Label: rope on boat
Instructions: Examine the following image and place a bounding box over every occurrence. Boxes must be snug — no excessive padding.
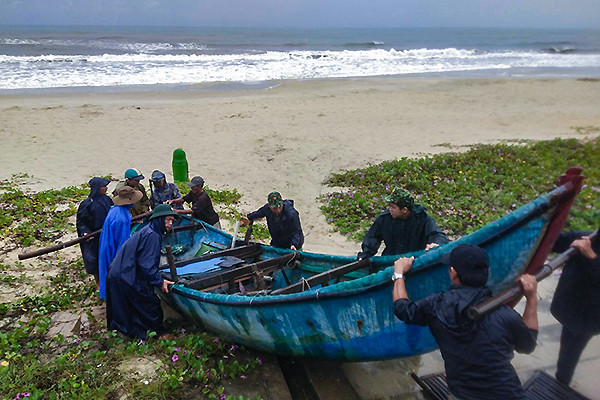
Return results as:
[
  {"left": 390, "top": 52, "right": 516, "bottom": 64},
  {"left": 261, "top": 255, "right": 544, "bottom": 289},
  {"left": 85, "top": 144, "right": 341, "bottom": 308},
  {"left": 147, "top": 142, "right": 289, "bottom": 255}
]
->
[{"left": 300, "top": 277, "right": 311, "bottom": 292}]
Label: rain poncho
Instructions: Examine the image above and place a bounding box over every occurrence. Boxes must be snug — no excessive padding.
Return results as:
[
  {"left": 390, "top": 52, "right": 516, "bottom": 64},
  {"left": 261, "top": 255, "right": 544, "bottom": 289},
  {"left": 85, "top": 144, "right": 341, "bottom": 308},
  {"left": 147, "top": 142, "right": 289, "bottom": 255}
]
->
[
  {"left": 98, "top": 204, "right": 133, "bottom": 299},
  {"left": 551, "top": 229, "right": 600, "bottom": 384},
  {"left": 106, "top": 217, "right": 167, "bottom": 339},
  {"left": 76, "top": 177, "right": 113, "bottom": 275}
]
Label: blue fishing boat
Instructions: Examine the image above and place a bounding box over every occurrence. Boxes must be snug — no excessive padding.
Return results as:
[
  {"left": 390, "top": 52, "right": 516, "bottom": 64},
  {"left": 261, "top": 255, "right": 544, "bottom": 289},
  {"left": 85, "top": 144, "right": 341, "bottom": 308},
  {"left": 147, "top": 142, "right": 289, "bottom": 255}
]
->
[{"left": 156, "top": 168, "right": 583, "bottom": 361}]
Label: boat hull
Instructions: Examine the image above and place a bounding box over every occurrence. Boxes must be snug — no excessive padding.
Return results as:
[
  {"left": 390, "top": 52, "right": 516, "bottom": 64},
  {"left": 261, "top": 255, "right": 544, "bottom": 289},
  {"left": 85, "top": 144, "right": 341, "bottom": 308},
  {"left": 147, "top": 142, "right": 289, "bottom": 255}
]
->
[{"left": 157, "top": 169, "right": 583, "bottom": 361}]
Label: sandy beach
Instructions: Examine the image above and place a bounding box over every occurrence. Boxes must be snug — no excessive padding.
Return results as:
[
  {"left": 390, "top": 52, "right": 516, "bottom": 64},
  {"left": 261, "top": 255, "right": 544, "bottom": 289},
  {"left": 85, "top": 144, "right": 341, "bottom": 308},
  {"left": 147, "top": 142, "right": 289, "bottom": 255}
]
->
[
  {"left": 1, "top": 77, "right": 600, "bottom": 399},
  {"left": 2, "top": 77, "right": 599, "bottom": 256}
]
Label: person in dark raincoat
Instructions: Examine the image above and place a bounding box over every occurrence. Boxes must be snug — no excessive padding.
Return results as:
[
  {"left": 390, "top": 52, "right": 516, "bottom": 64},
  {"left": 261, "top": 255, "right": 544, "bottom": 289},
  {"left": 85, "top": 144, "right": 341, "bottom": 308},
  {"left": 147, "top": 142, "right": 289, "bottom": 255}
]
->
[
  {"left": 551, "top": 227, "right": 600, "bottom": 385},
  {"left": 149, "top": 170, "right": 183, "bottom": 210},
  {"left": 106, "top": 204, "right": 177, "bottom": 339},
  {"left": 76, "top": 177, "right": 113, "bottom": 290},
  {"left": 242, "top": 191, "right": 304, "bottom": 250},
  {"left": 98, "top": 186, "right": 142, "bottom": 300},
  {"left": 358, "top": 187, "right": 447, "bottom": 260},
  {"left": 393, "top": 245, "right": 539, "bottom": 400}
]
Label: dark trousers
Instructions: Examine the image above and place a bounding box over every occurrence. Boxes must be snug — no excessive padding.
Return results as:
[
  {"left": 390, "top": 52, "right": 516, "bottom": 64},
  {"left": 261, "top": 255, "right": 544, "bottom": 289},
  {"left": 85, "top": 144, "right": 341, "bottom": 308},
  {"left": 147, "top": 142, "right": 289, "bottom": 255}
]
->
[{"left": 555, "top": 326, "right": 593, "bottom": 385}]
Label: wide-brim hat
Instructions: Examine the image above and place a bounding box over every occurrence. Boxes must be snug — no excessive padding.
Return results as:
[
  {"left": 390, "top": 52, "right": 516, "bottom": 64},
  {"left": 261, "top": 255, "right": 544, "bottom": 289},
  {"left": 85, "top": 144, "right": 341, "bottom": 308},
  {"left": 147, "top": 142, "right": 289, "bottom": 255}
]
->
[
  {"left": 113, "top": 185, "right": 143, "bottom": 206},
  {"left": 150, "top": 204, "right": 179, "bottom": 220}
]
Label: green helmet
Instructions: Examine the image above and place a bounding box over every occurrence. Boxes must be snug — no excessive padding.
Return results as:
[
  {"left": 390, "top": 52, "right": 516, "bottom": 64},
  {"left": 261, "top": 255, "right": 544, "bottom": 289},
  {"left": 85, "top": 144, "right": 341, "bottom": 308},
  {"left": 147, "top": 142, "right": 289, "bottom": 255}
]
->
[
  {"left": 150, "top": 204, "right": 178, "bottom": 220},
  {"left": 124, "top": 168, "right": 144, "bottom": 180}
]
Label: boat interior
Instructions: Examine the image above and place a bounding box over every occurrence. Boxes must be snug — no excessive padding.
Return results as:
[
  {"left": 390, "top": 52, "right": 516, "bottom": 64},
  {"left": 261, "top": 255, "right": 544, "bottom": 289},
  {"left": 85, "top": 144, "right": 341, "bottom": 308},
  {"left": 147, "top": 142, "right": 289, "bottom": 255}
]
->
[{"left": 159, "top": 241, "right": 374, "bottom": 296}]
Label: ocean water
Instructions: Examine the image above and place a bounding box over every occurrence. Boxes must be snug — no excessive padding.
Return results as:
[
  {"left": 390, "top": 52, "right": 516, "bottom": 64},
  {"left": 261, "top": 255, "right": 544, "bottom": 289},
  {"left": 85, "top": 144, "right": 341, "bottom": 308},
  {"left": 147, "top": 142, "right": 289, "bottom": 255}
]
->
[{"left": 1, "top": 26, "right": 599, "bottom": 92}]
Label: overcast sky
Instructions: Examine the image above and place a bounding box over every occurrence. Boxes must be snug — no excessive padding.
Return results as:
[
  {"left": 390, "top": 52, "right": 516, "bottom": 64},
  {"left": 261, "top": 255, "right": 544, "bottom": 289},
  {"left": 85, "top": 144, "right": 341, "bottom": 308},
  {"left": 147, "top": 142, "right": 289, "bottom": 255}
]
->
[{"left": 1, "top": 0, "right": 599, "bottom": 29}]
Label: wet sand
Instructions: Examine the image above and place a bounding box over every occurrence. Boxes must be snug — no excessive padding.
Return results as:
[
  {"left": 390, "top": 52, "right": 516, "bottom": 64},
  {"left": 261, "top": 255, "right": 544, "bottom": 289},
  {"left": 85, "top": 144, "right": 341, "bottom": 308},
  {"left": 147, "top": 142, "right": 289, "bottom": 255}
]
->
[{"left": 1, "top": 77, "right": 599, "bottom": 398}]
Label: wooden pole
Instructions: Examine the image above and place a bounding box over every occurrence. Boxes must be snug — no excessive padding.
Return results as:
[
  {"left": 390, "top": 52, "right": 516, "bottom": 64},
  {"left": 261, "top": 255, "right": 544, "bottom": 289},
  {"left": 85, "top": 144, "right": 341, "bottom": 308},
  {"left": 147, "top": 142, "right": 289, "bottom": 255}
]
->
[
  {"left": 243, "top": 220, "right": 254, "bottom": 244},
  {"left": 17, "top": 210, "right": 153, "bottom": 260},
  {"left": 166, "top": 245, "right": 178, "bottom": 281},
  {"left": 468, "top": 229, "right": 598, "bottom": 320}
]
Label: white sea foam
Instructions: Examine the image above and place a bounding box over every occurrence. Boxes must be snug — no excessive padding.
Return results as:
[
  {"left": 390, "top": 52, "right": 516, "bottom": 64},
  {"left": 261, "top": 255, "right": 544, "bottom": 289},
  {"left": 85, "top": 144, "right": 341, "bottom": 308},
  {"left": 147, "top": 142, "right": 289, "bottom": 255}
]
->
[{"left": 1, "top": 48, "right": 599, "bottom": 90}]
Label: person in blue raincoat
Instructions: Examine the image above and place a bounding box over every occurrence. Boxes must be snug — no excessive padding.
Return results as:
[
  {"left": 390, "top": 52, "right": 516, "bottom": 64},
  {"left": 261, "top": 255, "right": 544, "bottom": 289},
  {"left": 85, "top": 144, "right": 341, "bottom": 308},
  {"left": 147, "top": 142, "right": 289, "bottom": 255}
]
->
[
  {"left": 98, "top": 185, "right": 142, "bottom": 300},
  {"left": 76, "top": 177, "right": 113, "bottom": 290},
  {"left": 106, "top": 204, "right": 177, "bottom": 339}
]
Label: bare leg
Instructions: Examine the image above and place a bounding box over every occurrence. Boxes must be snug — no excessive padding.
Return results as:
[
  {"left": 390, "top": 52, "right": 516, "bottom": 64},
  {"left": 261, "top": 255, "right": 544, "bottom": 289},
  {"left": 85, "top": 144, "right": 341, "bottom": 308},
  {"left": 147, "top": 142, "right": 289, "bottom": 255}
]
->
[{"left": 93, "top": 274, "right": 100, "bottom": 291}]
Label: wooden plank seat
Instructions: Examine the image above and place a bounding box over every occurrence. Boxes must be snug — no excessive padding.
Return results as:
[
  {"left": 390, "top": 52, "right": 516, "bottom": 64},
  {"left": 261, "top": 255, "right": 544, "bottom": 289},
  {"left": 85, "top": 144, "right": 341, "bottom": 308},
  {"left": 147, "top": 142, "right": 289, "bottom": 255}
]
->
[
  {"left": 183, "top": 252, "right": 300, "bottom": 292},
  {"left": 270, "top": 258, "right": 371, "bottom": 295}
]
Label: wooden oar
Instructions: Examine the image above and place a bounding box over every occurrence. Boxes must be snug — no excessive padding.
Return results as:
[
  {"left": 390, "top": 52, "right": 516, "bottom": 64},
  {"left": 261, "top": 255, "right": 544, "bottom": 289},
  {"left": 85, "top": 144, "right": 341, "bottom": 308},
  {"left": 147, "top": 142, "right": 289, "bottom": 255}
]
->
[
  {"left": 468, "top": 229, "right": 598, "bottom": 320},
  {"left": 17, "top": 206, "right": 191, "bottom": 260}
]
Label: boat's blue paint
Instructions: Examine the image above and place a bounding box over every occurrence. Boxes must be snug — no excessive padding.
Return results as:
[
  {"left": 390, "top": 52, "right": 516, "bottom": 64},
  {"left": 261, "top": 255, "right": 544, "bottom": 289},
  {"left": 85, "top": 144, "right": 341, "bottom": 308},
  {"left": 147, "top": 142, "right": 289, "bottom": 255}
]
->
[{"left": 157, "top": 189, "right": 558, "bottom": 360}]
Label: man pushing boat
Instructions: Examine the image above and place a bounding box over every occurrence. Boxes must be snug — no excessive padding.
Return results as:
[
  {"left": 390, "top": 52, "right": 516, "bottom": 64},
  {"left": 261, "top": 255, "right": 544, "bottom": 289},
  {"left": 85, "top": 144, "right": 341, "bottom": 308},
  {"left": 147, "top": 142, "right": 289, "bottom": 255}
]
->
[
  {"left": 358, "top": 187, "right": 448, "bottom": 260},
  {"left": 393, "top": 244, "right": 539, "bottom": 400},
  {"left": 241, "top": 191, "right": 304, "bottom": 250}
]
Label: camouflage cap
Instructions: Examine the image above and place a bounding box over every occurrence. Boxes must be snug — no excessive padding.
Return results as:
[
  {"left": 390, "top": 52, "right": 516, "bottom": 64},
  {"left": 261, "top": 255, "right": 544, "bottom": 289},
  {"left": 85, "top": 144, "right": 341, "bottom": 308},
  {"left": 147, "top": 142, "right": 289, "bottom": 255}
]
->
[
  {"left": 385, "top": 187, "right": 414, "bottom": 208},
  {"left": 267, "top": 191, "right": 283, "bottom": 208}
]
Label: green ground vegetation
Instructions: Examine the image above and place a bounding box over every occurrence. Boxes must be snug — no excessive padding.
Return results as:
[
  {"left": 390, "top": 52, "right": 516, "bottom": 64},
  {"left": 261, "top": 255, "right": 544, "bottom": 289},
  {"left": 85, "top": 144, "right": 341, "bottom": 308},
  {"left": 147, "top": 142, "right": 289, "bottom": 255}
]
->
[
  {"left": 0, "top": 177, "right": 268, "bottom": 399},
  {"left": 1, "top": 136, "right": 598, "bottom": 398},
  {"left": 320, "top": 136, "right": 600, "bottom": 241},
  {"left": 0, "top": 258, "right": 263, "bottom": 399}
]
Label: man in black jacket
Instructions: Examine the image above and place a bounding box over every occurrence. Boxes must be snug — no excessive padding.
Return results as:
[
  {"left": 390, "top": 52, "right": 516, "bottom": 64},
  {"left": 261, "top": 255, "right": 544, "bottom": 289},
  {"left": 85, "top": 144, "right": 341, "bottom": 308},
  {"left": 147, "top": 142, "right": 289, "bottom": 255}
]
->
[
  {"left": 551, "top": 228, "right": 600, "bottom": 385},
  {"left": 393, "top": 244, "right": 539, "bottom": 400},
  {"left": 242, "top": 191, "right": 304, "bottom": 250},
  {"left": 358, "top": 187, "right": 447, "bottom": 260}
]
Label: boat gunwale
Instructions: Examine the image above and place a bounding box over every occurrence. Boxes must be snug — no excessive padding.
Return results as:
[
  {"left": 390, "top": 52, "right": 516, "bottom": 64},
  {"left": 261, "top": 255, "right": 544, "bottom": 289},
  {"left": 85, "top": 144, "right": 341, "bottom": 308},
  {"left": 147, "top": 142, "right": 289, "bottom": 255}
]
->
[
  {"left": 168, "top": 181, "right": 576, "bottom": 307},
  {"left": 171, "top": 189, "right": 562, "bottom": 307}
]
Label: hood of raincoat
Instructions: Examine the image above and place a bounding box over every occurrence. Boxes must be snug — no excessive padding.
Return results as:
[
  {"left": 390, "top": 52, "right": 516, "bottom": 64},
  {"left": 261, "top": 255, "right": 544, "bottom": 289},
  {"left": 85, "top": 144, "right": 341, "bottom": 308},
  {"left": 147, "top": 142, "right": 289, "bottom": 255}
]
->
[
  {"left": 149, "top": 215, "right": 169, "bottom": 235},
  {"left": 434, "top": 285, "right": 492, "bottom": 341},
  {"left": 88, "top": 177, "right": 111, "bottom": 199}
]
